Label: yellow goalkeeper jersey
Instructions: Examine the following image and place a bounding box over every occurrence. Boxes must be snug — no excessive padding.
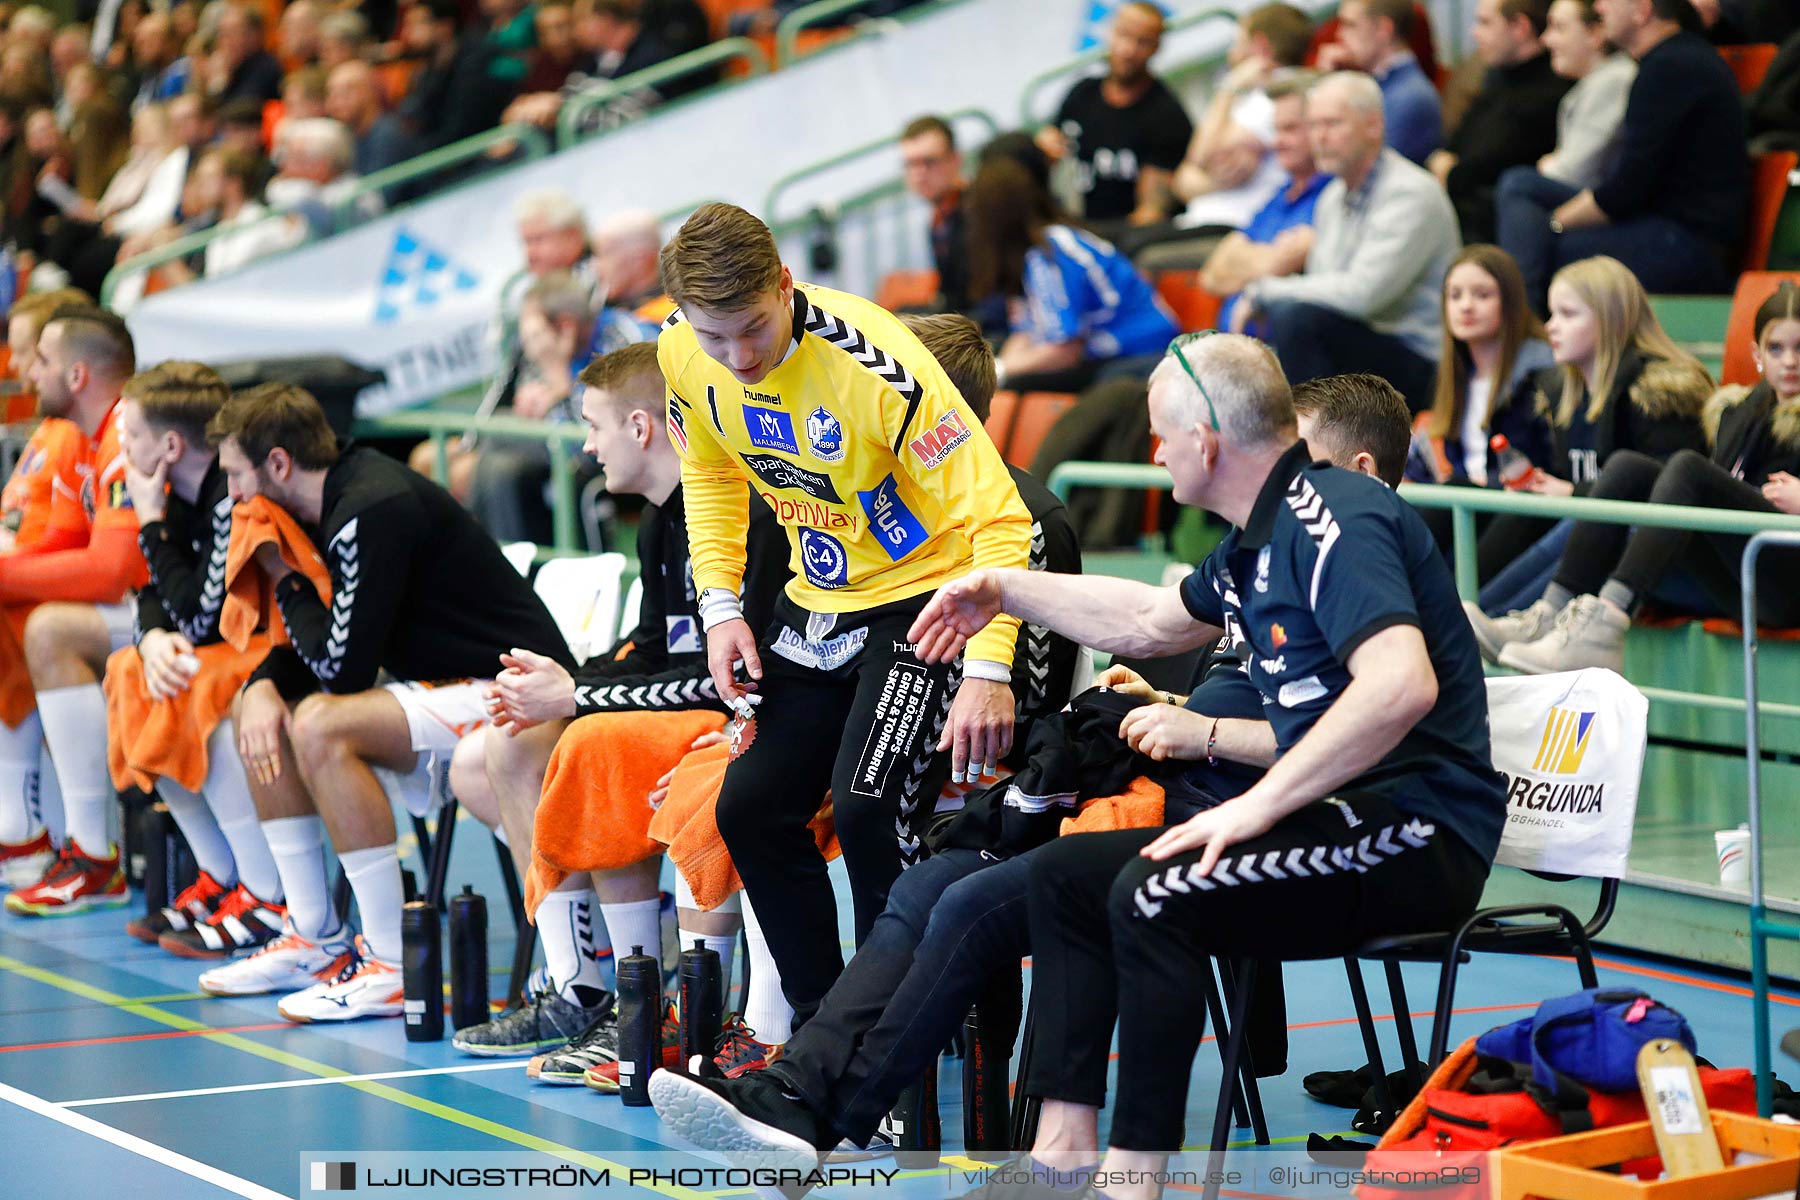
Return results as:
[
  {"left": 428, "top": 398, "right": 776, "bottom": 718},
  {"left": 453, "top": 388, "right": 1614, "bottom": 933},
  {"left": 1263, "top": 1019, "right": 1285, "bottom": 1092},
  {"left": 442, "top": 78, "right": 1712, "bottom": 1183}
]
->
[{"left": 659, "top": 282, "right": 1032, "bottom": 668}]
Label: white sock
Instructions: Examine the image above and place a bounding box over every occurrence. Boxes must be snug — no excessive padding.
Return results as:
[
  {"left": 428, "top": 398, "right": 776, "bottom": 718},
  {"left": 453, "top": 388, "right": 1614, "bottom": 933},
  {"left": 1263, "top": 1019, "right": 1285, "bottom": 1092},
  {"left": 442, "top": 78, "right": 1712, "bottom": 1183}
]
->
[
  {"left": 37, "top": 685, "right": 111, "bottom": 854},
  {"left": 0, "top": 713, "right": 42, "bottom": 843},
  {"left": 205, "top": 722, "right": 282, "bottom": 901},
  {"left": 600, "top": 898, "right": 664, "bottom": 987},
  {"left": 153, "top": 778, "right": 235, "bottom": 885},
  {"left": 263, "top": 815, "right": 335, "bottom": 940},
  {"left": 535, "top": 885, "right": 606, "bottom": 1006},
  {"left": 37, "top": 748, "right": 63, "bottom": 845},
  {"left": 740, "top": 894, "right": 792, "bottom": 1045},
  {"left": 338, "top": 844, "right": 404, "bottom": 964}
]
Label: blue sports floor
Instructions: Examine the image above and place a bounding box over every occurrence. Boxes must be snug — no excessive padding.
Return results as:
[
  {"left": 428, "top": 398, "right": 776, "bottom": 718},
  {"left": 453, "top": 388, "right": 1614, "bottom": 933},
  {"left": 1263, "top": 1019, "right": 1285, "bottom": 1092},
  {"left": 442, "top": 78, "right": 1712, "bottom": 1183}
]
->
[{"left": 2, "top": 806, "right": 1796, "bottom": 1200}]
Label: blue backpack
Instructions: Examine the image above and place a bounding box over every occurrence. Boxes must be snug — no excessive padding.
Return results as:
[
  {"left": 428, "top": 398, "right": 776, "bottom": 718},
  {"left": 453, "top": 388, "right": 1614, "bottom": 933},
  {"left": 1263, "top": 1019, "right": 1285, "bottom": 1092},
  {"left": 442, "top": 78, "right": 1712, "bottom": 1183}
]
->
[{"left": 1476, "top": 988, "right": 1696, "bottom": 1131}]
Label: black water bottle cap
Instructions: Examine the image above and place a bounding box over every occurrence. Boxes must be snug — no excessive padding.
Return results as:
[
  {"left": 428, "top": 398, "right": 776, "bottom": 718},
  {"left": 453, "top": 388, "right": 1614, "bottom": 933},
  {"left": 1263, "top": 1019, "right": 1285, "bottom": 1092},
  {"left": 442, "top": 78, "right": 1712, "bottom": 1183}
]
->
[
  {"left": 692, "top": 938, "right": 707, "bottom": 951},
  {"left": 632, "top": 944, "right": 644, "bottom": 955},
  {"left": 462, "top": 884, "right": 474, "bottom": 895}
]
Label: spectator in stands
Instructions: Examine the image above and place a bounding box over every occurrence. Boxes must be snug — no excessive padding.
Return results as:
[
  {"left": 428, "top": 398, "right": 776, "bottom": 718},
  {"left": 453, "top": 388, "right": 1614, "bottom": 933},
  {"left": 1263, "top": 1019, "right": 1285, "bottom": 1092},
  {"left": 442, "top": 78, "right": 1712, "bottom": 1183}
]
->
[
  {"left": 1470, "top": 253, "right": 1709, "bottom": 618},
  {"left": 281, "top": 66, "right": 330, "bottom": 126},
  {"left": 59, "top": 62, "right": 131, "bottom": 206},
  {"left": 130, "top": 11, "right": 192, "bottom": 111},
  {"left": 1411, "top": 245, "right": 1554, "bottom": 486},
  {"left": 163, "top": 146, "right": 303, "bottom": 283},
  {"left": 897, "top": 114, "right": 971, "bottom": 315},
  {"left": 278, "top": 0, "right": 324, "bottom": 71},
  {"left": 1691, "top": 0, "right": 1800, "bottom": 46},
  {"left": 1238, "top": 71, "right": 1458, "bottom": 412},
  {"left": 1746, "top": 29, "right": 1800, "bottom": 154},
  {"left": 522, "top": 0, "right": 582, "bottom": 94},
  {"left": 217, "top": 97, "right": 278, "bottom": 191},
  {"left": 206, "top": 3, "right": 284, "bottom": 104},
  {"left": 396, "top": 0, "right": 513, "bottom": 158},
  {"left": 1496, "top": 0, "right": 1748, "bottom": 310},
  {"left": 502, "top": 0, "right": 681, "bottom": 138},
  {"left": 7, "top": 6, "right": 55, "bottom": 58},
  {"left": 1122, "top": 3, "right": 1315, "bottom": 268},
  {"left": 1322, "top": 0, "right": 1442, "bottom": 163},
  {"left": 1429, "top": 0, "right": 1569, "bottom": 243},
  {"left": 1198, "top": 75, "right": 1328, "bottom": 333},
  {"left": 0, "top": 41, "right": 53, "bottom": 110},
  {"left": 1035, "top": 1, "right": 1194, "bottom": 229},
  {"left": 1474, "top": 280, "right": 1800, "bottom": 674},
  {"left": 965, "top": 156, "right": 1178, "bottom": 393},
  {"left": 44, "top": 101, "right": 188, "bottom": 295},
  {"left": 266, "top": 117, "right": 376, "bottom": 235},
  {"left": 496, "top": 188, "right": 594, "bottom": 403},
  {"left": 591, "top": 208, "right": 668, "bottom": 315},
  {"left": 317, "top": 11, "right": 372, "bottom": 70},
  {"left": 1534, "top": 0, "right": 1635, "bottom": 190},
  {"left": 48, "top": 25, "right": 91, "bottom": 126},
  {"left": 325, "top": 60, "right": 410, "bottom": 178}
]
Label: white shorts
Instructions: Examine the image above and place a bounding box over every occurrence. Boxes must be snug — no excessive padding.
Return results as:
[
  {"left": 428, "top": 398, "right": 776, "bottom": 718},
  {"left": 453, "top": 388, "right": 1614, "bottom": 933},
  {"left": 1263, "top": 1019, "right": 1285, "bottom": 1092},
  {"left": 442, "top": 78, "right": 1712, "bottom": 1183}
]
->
[
  {"left": 375, "top": 679, "right": 493, "bottom": 818},
  {"left": 100, "top": 602, "right": 135, "bottom": 652}
]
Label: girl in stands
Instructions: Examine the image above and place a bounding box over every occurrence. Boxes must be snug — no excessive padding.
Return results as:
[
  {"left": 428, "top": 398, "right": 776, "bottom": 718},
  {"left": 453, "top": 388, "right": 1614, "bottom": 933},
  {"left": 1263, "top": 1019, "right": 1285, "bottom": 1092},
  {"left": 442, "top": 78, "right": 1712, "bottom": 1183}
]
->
[
  {"left": 1470, "top": 255, "right": 1710, "bottom": 616},
  {"left": 1474, "top": 281, "right": 1800, "bottom": 672},
  {"left": 963, "top": 155, "right": 1177, "bottom": 393},
  {"left": 1410, "top": 244, "right": 1555, "bottom": 485}
]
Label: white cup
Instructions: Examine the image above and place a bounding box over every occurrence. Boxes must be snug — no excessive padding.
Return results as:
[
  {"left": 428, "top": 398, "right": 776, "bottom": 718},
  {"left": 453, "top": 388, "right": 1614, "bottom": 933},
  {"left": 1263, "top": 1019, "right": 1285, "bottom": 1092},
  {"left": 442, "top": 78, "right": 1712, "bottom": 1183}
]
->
[{"left": 1716, "top": 827, "right": 1751, "bottom": 887}]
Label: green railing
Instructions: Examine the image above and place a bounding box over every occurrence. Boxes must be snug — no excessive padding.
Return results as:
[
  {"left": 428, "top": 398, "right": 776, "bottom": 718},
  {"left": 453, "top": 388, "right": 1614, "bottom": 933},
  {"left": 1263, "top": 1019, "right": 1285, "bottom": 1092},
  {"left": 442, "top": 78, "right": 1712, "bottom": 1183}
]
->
[
  {"left": 764, "top": 106, "right": 1001, "bottom": 227},
  {"left": 1043, "top": 460, "right": 1800, "bottom": 722},
  {"left": 775, "top": 0, "right": 886, "bottom": 65},
  {"left": 354, "top": 410, "right": 589, "bottom": 552},
  {"left": 100, "top": 122, "right": 551, "bottom": 309},
  {"left": 556, "top": 38, "right": 771, "bottom": 148},
  {"left": 1018, "top": 5, "right": 1233, "bottom": 125}
]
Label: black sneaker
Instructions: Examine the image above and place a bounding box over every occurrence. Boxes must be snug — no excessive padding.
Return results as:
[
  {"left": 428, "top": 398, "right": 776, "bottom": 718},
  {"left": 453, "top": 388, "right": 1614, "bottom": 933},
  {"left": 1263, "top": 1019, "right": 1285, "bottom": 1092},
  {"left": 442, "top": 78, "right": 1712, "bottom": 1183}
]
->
[
  {"left": 648, "top": 1062, "right": 830, "bottom": 1170},
  {"left": 452, "top": 989, "right": 613, "bottom": 1057},
  {"left": 532, "top": 1007, "right": 619, "bottom": 1085}
]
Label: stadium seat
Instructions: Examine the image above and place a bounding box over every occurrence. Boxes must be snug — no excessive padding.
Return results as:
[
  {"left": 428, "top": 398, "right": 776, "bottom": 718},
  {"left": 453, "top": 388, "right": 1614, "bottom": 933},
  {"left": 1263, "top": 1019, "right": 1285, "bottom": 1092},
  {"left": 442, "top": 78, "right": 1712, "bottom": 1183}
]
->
[
  {"left": 500, "top": 541, "right": 537, "bottom": 575},
  {"left": 984, "top": 389, "right": 1018, "bottom": 457},
  {"left": 1721, "top": 271, "right": 1800, "bottom": 386},
  {"left": 874, "top": 269, "right": 940, "bottom": 312},
  {"left": 619, "top": 574, "right": 643, "bottom": 638},
  {"left": 1743, "top": 151, "right": 1798, "bottom": 273},
  {"left": 533, "top": 552, "right": 628, "bottom": 665},
  {"left": 998, "top": 392, "right": 1077, "bottom": 470},
  {"left": 1154, "top": 271, "right": 1223, "bottom": 334},
  {"left": 376, "top": 59, "right": 421, "bottom": 106},
  {"left": 701, "top": 0, "right": 769, "bottom": 41},
  {"left": 1719, "top": 42, "right": 1779, "bottom": 93}
]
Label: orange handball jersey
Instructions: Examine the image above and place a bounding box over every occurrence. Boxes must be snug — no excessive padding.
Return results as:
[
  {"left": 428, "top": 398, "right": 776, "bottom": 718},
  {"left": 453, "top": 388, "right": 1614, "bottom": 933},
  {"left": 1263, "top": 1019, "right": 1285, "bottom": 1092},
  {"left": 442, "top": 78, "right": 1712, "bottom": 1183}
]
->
[
  {"left": 0, "top": 418, "right": 86, "bottom": 555},
  {"left": 0, "top": 401, "right": 149, "bottom": 604}
]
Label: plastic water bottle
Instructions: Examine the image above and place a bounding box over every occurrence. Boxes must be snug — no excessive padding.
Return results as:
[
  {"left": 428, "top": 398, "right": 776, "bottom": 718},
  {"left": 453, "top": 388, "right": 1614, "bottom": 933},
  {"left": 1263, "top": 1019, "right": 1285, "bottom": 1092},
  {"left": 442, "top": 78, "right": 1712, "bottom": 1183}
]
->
[
  {"left": 401, "top": 900, "right": 444, "bottom": 1042},
  {"left": 616, "top": 945, "right": 661, "bottom": 1106},
  {"left": 1490, "top": 435, "right": 1535, "bottom": 490},
  {"left": 677, "top": 939, "right": 722, "bottom": 1064},
  {"left": 447, "top": 885, "right": 488, "bottom": 1031}
]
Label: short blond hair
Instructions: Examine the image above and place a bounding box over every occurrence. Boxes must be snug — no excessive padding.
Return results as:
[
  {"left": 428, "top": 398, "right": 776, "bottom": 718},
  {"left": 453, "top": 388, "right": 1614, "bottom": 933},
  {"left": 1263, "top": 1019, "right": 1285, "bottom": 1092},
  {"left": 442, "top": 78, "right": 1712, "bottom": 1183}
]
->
[
  {"left": 577, "top": 341, "right": 663, "bottom": 416},
  {"left": 900, "top": 313, "right": 995, "bottom": 419},
  {"left": 125, "top": 361, "right": 231, "bottom": 444},
  {"left": 660, "top": 203, "right": 783, "bottom": 312}
]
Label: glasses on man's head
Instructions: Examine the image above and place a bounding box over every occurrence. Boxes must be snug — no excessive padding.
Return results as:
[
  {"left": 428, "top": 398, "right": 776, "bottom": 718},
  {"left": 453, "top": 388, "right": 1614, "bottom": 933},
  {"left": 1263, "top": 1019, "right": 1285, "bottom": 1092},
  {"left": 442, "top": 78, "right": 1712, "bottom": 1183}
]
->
[{"left": 1166, "top": 331, "right": 1221, "bottom": 432}]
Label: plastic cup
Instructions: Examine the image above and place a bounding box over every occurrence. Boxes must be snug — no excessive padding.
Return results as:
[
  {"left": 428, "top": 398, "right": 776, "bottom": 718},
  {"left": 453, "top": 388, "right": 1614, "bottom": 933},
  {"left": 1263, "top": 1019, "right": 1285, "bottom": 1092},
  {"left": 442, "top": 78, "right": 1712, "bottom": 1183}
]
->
[{"left": 1715, "top": 827, "right": 1751, "bottom": 887}]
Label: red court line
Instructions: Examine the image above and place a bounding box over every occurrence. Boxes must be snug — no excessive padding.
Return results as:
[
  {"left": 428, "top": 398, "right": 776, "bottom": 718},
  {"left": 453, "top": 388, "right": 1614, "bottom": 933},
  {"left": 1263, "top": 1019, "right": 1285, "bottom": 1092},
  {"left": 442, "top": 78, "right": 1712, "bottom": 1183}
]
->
[
  {"left": 1591, "top": 955, "right": 1800, "bottom": 1006},
  {"left": 0, "top": 1022, "right": 291, "bottom": 1054}
]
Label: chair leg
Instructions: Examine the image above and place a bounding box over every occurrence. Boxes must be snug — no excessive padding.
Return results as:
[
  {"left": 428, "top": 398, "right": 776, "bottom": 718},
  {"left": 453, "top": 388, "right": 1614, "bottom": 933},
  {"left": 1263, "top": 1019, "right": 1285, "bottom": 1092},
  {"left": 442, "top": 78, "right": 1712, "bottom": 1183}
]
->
[
  {"left": 1010, "top": 996, "right": 1041, "bottom": 1150},
  {"left": 1427, "top": 939, "right": 1468, "bottom": 1066},
  {"left": 1220, "top": 958, "right": 1269, "bottom": 1147},
  {"left": 494, "top": 838, "right": 533, "bottom": 1009},
  {"left": 332, "top": 866, "right": 352, "bottom": 924},
  {"left": 421, "top": 800, "right": 457, "bottom": 913},
  {"left": 1199, "top": 959, "right": 1252, "bottom": 1131},
  {"left": 1382, "top": 960, "right": 1425, "bottom": 1095},
  {"left": 1343, "top": 957, "right": 1396, "bottom": 1119},
  {"left": 1571, "top": 928, "right": 1598, "bottom": 989}
]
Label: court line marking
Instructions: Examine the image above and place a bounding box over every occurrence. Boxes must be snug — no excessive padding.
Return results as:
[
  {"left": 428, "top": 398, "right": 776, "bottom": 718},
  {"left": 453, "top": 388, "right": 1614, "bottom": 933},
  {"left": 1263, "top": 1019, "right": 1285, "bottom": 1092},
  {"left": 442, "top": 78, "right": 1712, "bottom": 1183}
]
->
[
  {"left": 62, "top": 1061, "right": 528, "bottom": 1107},
  {"left": 2, "top": 1022, "right": 293, "bottom": 1054},
  {"left": 0, "top": 953, "right": 707, "bottom": 1200},
  {"left": 0, "top": 1078, "right": 291, "bottom": 1200}
]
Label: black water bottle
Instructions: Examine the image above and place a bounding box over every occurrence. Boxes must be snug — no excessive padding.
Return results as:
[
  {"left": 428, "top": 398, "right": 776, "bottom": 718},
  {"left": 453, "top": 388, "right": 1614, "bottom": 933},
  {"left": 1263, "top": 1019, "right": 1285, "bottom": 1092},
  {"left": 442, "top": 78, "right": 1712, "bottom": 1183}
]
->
[
  {"left": 401, "top": 900, "right": 444, "bottom": 1042},
  {"left": 140, "top": 801, "right": 174, "bottom": 915},
  {"left": 616, "top": 945, "right": 661, "bottom": 1106},
  {"left": 677, "top": 938, "right": 723, "bottom": 1063},
  {"left": 448, "top": 886, "right": 489, "bottom": 1031}
]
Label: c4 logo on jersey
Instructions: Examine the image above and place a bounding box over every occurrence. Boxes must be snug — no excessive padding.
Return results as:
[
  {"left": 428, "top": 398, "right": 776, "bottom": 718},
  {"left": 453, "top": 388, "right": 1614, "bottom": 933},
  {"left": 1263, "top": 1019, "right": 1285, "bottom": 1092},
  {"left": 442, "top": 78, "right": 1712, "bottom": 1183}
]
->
[
  {"left": 799, "top": 528, "right": 850, "bottom": 589},
  {"left": 746, "top": 407, "right": 800, "bottom": 455}
]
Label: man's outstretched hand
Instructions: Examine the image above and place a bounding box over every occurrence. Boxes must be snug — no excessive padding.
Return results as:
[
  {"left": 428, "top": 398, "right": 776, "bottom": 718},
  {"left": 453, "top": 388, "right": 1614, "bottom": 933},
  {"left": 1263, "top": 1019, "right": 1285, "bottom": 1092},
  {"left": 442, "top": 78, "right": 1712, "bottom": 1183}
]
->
[{"left": 907, "top": 570, "right": 1005, "bottom": 664}]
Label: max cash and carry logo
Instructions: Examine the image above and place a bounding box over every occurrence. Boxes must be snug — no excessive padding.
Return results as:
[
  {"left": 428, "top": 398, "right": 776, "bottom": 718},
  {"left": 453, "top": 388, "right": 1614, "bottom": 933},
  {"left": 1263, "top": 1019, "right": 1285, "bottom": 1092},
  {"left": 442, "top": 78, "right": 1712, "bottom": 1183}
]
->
[
  {"left": 372, "top": 228, "right": 481, "bottom": 324},
  {"left": 1503, "top": 707, "right": 1604, "bottom": 815},
  {"left": 908, "top": 409, "right": 972, "bottom": 469}
]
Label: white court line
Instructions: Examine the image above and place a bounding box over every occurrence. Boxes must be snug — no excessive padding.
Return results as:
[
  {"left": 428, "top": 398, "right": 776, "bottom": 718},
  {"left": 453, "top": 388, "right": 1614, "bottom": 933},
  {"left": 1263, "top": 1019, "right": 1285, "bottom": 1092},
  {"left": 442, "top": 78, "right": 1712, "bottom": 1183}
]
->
[
  {"left": 0, "top": 1078, "right": 292, "bottom": 1200},
  {"left": 59, "top": 1060, "right": 527, "bottom": 1108}
]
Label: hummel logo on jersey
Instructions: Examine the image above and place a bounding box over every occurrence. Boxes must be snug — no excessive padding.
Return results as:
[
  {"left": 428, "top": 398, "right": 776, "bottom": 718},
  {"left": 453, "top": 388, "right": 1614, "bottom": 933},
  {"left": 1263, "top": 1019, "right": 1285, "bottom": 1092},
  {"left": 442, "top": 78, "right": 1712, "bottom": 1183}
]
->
[
  {"left": 744, "top": 388, "right": 782, "bottom": 406},
  {"left": 373, "top": 228, "right": 481, "bottom": 324},
  {"left": 741, "top": 452, "right": 844, "bottom": 504},
  {"left": 908, "top": 410, "right": 973, "bottom": 469}
]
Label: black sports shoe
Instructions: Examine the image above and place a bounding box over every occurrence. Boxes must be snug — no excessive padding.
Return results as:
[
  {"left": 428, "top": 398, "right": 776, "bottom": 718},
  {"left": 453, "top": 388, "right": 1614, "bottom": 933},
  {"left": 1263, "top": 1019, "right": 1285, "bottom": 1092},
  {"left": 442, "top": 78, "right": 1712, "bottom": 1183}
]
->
[
  {"left": 452, "top": 989, "right": 613, "bottom": 1057},
  {"left": 648, "top": 1062, "right": 831, "bottom": 1169},
  {"left": 532, "top": 1007, "right": 620, "bottom": 1085}
]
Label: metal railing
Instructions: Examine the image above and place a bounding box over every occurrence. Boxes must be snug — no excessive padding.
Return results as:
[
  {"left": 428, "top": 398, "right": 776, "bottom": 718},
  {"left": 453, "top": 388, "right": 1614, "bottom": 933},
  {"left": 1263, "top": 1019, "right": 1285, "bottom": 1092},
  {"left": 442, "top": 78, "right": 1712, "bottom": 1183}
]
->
[
  {"left": 765, "top": 106, "right": 1001, "bottom": 228},
  {"left": 353, "top": 410, "right": 589, "bottom": 552},
  {"left": 556, "top": 38, "right": 771, "bottom": 148},
  {"left": 1044, "top": 460, "right": 1800, "bottom": 726},
  {"left": 100, "top": 122, "right": 552, "bottom": 309}
]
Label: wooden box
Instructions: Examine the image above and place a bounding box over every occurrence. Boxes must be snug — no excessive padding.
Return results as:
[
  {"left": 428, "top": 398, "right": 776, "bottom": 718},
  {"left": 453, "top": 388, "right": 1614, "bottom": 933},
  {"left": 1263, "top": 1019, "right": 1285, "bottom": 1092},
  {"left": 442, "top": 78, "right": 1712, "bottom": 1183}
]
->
[{"left": 1495, "top": 1110, "right": 1800, "bottom": 1200}]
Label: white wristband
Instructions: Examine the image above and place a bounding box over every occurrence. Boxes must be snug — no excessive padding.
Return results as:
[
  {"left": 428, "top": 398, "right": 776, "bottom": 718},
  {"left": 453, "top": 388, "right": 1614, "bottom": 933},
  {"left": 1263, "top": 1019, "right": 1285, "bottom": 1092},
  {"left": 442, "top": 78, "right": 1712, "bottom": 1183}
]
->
[
  {"left": 963, "top": 658, "right": 1011, "bottom": 684},
  {"left": 698, "top": 588, "right": 744, "bottom": 631}
]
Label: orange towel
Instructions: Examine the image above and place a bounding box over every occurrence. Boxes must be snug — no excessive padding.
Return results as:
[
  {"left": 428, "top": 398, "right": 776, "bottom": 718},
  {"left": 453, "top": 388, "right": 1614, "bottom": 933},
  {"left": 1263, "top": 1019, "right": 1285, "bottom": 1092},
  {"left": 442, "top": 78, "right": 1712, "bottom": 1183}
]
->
[
  {"left": 1059, "top": 777, "right": 1167, "bottom": 836},
  {"left": 221, "top": 497, "right": 332, "bottom": 651},
  {"left": 647, "top": 742, "right": 840, "bottom": 913},
  {"left": 104, "top": 637, "right": 272, "bottom": 792},
  {"left": 523, "top": 708, "right": 726, "bottom": 916},
  {"left": 0, "top": 602, "right": 37, "bottom": 729}
]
